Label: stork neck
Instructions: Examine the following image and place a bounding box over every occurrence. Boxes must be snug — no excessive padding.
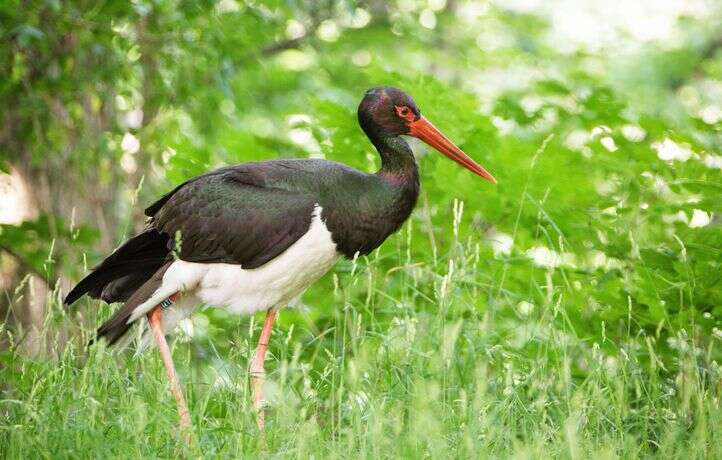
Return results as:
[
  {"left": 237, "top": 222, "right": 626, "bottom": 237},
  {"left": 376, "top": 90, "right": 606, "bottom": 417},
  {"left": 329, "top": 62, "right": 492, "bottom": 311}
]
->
[{"left": 373, "top": 134, "right": 418, "bottom": 178}]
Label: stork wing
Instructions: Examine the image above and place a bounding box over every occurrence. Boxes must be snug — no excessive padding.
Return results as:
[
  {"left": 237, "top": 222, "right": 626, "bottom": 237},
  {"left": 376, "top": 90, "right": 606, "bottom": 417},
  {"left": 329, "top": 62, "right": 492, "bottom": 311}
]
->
[{"left": 148, "top": 166, "right": 319, "bottom": 269}]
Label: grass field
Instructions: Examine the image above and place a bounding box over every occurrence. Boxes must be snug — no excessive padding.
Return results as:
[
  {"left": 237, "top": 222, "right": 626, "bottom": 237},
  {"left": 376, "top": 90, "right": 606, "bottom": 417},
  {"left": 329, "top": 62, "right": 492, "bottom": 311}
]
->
[{"left": 2, "top": 214, "right": 720, "bottom": 459}]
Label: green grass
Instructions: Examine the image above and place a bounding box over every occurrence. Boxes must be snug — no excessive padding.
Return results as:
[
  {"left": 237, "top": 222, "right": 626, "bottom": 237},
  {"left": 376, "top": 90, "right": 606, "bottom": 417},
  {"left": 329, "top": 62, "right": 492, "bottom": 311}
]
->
[{"left": 1, "top": 216, "right": 720, "bottom": 459}]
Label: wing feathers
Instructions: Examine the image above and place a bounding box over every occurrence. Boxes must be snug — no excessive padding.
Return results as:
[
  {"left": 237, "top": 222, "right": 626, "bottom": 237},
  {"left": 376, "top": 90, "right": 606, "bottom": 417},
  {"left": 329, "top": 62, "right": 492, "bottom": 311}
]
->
[
  {"left": 151, "top": 169, "right": 317, "bottom": 268},
  {"left": 95, "top": 262, "right": 172, "bottom": 345},
  {"left": 64, "top": 230, "right": 169, "bottom": 306}
]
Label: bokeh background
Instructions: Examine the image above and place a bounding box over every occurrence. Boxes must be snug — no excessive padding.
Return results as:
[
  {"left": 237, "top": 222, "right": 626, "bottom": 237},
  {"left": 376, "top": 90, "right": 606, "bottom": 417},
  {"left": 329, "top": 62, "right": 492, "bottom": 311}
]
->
[{"left": 1, "top": 0, "right": 722, "bottom": 456}]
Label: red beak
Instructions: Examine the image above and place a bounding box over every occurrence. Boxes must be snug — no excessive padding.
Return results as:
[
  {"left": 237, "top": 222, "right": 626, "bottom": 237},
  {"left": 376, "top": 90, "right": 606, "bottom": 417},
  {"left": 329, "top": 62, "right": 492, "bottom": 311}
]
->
[{"left": 408, "top": 116, "right": 496, "bottom": 184}]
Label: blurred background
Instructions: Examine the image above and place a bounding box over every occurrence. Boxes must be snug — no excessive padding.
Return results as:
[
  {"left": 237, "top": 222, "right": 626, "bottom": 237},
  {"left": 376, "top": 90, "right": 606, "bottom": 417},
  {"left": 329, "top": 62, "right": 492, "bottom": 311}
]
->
[
  {"left": 1, "top": 0, "right": 721, "bottom": 379},
  {"left": 3, "top": 1, "right": 722, "bottom": 455}
]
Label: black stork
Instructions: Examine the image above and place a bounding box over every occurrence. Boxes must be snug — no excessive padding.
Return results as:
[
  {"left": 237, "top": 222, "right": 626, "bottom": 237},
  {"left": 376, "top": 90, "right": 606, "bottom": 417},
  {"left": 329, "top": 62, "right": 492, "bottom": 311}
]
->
[{"left": 64, "top": 87, "right": 496, "bottom": 434}]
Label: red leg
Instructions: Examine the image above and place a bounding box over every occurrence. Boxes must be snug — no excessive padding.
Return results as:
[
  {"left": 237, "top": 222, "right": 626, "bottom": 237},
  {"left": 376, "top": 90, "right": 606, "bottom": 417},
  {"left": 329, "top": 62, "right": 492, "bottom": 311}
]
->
[
  {"left": 250, "top": 308, "right": 277, "bottom": 429},
  {"left": 147, "top": 302, "right": 192, "bottom": 444}
]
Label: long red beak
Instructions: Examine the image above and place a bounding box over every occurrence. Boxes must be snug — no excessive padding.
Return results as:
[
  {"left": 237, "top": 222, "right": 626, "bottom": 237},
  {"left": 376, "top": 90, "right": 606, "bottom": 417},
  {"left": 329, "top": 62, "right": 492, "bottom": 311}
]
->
[{"left": 408, "top": 116, "right": 496, "bottom": 184}]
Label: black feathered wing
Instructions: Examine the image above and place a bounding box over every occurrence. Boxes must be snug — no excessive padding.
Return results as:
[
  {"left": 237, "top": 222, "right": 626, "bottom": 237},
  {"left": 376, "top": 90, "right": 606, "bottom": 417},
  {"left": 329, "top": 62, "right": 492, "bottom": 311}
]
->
[
  {"left": 149, "top": 170, "right": 318, "bottom": 269},
  {"left": 63, "top": 229, "right": 170, "bottom": 305}
]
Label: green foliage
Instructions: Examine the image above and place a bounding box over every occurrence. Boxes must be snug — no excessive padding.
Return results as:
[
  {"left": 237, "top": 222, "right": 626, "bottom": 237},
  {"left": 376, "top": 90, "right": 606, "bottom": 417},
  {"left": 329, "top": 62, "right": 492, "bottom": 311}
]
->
[
  {"left": 0, "top": 215, "right": 97, "bottom": 283},
  {"left": 1, "top": 0, "right": 722, "bottom": 456}
]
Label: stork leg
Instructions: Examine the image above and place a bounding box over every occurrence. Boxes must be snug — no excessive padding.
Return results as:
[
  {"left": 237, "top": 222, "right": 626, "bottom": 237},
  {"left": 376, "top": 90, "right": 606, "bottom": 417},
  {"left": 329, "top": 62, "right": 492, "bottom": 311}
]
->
[
  {"left": 250, "top": 308, "right": 277, "bottom": 429},
  {"left": 147, "top": 303, "right": 192, "bottom": 444}
]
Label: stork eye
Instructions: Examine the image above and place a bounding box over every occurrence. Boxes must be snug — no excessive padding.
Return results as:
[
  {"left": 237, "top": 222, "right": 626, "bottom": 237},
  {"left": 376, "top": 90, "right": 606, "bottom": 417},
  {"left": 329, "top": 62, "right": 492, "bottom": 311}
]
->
[{"left": 395, "top": 105, "right": 415, "bottom": 121}]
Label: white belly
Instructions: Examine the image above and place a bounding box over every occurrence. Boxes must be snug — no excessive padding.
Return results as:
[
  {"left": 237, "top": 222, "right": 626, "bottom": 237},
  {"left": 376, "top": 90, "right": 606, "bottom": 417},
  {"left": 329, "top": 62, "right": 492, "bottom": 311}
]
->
[
  {"left": 187, "top": 217, "right": 338, "bottom": 314},
  {"left": 127, "top": 205, "right": 339, "bottom": 331}
]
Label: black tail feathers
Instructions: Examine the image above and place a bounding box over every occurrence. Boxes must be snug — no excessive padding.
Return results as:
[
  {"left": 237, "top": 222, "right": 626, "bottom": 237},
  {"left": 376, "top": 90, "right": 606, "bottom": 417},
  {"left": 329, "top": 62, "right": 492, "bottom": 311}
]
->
[
  {"left": 64, "top": 229, "right": 169, "bottom": 306},
  {"left": 95, "top": 262, "right": 171, "bottom": 346}
]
